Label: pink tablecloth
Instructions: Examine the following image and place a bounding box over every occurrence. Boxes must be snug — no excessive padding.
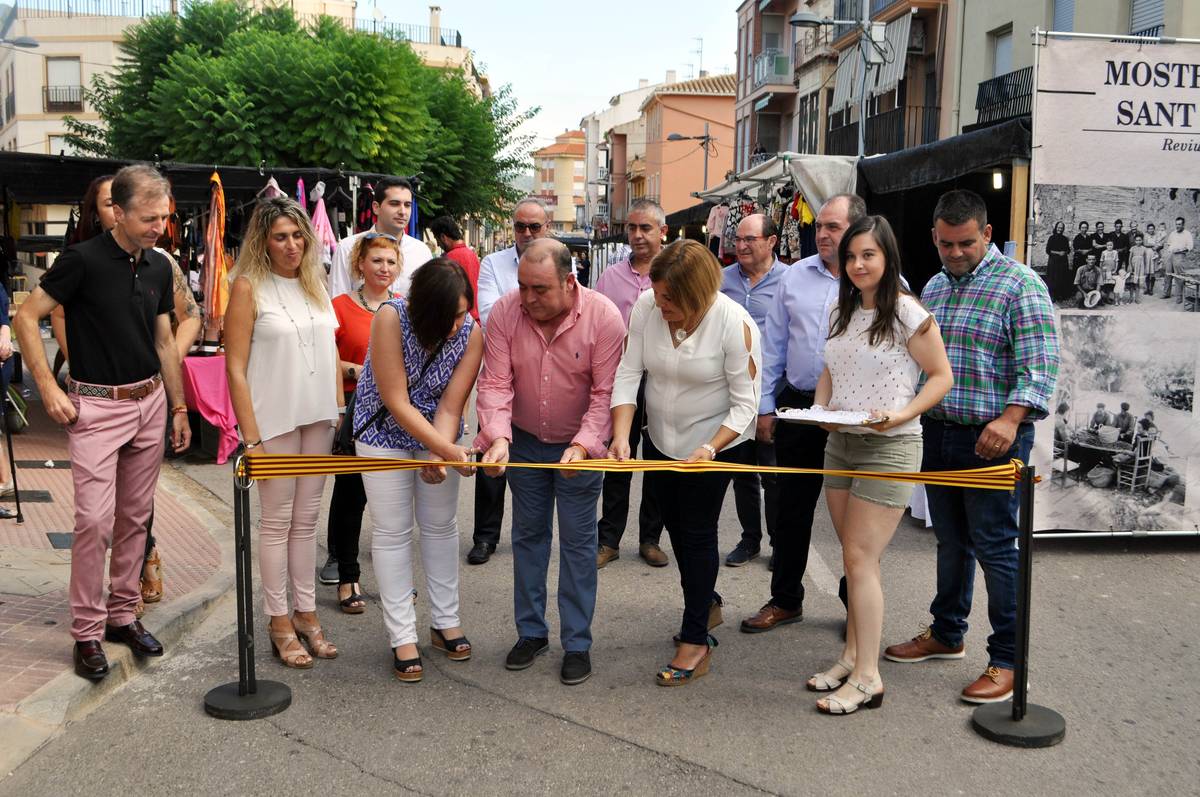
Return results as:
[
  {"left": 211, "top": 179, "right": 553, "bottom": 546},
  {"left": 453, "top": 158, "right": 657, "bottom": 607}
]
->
[{"left": 181, "top": 354, "right": 239, "bottom": 464}]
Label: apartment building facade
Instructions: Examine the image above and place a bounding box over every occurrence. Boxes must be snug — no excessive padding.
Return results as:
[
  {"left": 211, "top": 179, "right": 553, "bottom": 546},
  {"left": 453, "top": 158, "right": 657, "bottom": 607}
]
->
[
  {"left": 579, "top": 77, "right": 660, "bottom": 236},
  {"left": 532, "top": 129, "right": 586, "bottom": 232},
  {"left": 639, "top": 73, "right": 735, "bottom": 216}
]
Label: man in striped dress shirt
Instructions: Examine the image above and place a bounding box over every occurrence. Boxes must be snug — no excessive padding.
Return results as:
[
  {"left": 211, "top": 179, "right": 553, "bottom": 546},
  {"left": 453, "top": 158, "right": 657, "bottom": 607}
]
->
[{"left": 884, "top": 190, "right": 1059, "bottom": 705}]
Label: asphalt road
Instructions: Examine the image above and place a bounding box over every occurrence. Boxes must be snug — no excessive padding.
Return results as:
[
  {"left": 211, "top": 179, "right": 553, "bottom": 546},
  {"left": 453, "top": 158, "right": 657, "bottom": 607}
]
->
[{"left": 3, "top": 454, "right": 1198, "bottom": 796}]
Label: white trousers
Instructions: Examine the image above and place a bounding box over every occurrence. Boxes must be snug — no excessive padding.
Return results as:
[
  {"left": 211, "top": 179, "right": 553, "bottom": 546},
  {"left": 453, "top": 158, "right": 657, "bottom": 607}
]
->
[{"left": 356, "top": 442, "right": 462, "bottom": 648}]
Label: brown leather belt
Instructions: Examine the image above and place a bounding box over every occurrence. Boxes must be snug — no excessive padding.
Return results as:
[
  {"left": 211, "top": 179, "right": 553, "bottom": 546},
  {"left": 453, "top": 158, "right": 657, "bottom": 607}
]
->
[{"left": 67, "top": 374, "right": 162, "bottom": 400}]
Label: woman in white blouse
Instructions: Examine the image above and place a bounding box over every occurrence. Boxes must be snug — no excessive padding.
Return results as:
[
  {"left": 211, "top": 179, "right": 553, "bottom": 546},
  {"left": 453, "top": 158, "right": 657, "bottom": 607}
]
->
[
  {"left": 808, "top": 215, "right": 952, "bottom": 714},
  {"left": 226, "top": 198, "right": 344, "bottom": 670},
  {"left": 610, "top": 239, "right": 761, "bottom": 686}
]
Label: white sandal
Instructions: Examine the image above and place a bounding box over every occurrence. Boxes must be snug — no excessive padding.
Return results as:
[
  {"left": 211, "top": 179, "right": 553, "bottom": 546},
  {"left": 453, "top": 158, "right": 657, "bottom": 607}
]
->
[
  {"left": 817, "top": 677, "right": 884, "bottom": 715},
  {"left": 806, "top": 658, "right": 853, "bottom": 692}
]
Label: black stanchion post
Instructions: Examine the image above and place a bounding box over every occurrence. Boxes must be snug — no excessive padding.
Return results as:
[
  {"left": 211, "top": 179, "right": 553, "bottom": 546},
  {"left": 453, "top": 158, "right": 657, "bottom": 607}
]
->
[
  {"left": 204, "top": 456, "right": 291, "bottom": 720},
  {"left": 971, "top": 464, "right": 1066, "bottom": 747},
  {"left": 2, "top": 373, "right": 24, "bottom": 524}
]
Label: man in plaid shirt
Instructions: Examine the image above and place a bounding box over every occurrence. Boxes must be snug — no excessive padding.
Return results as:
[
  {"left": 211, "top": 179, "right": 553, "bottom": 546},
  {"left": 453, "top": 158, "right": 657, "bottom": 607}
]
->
[{"left": 884, "top": 189, "right": 1059, "bottom": 704}]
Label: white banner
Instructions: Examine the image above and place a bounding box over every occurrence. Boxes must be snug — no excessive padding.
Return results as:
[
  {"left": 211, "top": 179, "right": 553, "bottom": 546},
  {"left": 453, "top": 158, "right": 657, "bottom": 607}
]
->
[
  {"left": 1031, "top": 35, "right": 1200, "bottom": 532},
  {"left": 1033, "top": 37, "right": 1200, "bottom": 188}
]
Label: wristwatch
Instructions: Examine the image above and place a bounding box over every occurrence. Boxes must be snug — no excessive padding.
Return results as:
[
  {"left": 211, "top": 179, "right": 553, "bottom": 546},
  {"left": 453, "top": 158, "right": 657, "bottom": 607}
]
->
[{"left": 347, "top": 366, "right": 357, "bottom": 381}]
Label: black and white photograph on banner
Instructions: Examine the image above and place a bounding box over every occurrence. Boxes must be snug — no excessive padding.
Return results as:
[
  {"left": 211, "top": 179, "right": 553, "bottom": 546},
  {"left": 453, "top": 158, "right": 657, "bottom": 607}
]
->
[
  {"left": 1031, "top": 184, "right": 1200, "bottom": 311},
  {"left": 1036, "top": 313, "right": 1197, "bottom": 532}
]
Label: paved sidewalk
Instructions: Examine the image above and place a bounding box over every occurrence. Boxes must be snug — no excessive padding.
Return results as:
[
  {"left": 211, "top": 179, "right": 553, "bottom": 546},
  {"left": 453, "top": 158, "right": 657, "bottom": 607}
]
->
[{"left": 0, "top": 398, "right": 233, "bottom": 773}]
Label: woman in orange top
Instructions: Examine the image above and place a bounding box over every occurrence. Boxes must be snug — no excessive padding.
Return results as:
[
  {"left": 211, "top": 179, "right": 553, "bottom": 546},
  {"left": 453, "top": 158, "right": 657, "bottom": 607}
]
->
[{"left": 327, "top": 233, "right": 402, "bottom": 612}]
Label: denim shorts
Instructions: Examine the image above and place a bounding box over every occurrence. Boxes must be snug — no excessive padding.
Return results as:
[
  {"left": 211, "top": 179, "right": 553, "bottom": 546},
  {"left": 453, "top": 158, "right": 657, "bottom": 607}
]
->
[{"left": 823, "top": 431, "right": 924, "bottom": 508}]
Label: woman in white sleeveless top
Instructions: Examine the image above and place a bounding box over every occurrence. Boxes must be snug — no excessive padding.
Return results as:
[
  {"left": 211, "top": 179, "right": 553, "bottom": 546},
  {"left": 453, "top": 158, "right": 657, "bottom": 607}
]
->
[
  {"left": 808, "top": 215, "right": 953, "bottom": 714},
  {"left": 226, "top": 198, "right": 343, "bottom": 670}
]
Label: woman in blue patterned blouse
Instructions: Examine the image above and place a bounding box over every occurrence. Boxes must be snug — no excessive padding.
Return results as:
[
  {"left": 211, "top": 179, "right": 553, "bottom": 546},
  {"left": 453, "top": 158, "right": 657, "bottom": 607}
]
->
[{"left": 351, "top": 257, "right": 483, "bottom": 683}]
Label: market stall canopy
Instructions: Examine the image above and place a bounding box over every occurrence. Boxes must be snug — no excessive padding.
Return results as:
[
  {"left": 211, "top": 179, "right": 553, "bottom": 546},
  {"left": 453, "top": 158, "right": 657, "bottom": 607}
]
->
[
  {"left": 0, "top": 151, "right": 405, "bottom": 207},
  {"left": 856, "top": 117, "right": 1031, "bottom": 195},
  {"left": 694, "top": 152, "right": 858, "bottom": 209}
]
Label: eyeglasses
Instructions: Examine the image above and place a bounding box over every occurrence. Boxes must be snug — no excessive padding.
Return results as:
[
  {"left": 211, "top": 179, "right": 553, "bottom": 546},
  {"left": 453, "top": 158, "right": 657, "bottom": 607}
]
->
[
  {"left": 513, "top": 222, "right": 544, "bottom": 234},
  {"left": 733, "top": 235, "right": 765, "bottom": 245},
  {"left": 364, "top": 232, "right": 399, "bottom": 242}
]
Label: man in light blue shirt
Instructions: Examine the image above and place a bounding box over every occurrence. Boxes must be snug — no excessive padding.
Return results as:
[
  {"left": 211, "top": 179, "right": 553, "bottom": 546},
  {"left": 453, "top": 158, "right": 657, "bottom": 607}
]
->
[
  {"left": 468, "top": 198, "right": 552, "bottom": 566},
  {"left": 720, "top": 213, "right": 787, "bottom": 568},
  {"left": 740, "top": 194, "right": 866, "bottom": 635}
]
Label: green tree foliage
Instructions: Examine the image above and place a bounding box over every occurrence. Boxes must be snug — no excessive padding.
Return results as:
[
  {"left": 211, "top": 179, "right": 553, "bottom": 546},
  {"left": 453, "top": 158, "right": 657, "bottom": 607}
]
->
[{"left": 64, "top": 1, "right": 537, "bottom": 222}]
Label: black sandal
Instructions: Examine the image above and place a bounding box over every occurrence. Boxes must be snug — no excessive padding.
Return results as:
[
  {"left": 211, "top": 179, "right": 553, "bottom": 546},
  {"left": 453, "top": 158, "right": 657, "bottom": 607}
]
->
[
  {"left": 430, "top": 627, "right": 472, "bottom": 661},
  {"left": 392, "top": 648, "right": 423, "bottom": 683},
  {"left": 338, "top": 584, "right": 366, "bottom": 614}
]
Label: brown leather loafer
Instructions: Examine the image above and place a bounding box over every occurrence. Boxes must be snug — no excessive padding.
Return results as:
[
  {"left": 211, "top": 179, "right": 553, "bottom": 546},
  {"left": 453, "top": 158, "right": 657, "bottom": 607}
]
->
[
  {"left": 639, "top": 542, "right": 669, "bottom": 567},
  {"left": 739, "top": 602, "right": 802, "bottom": 633},
  {"left": 961, "top": 666, "right": 1014, "bottom": 703},
  {"left": 883, "top": 627, "right": 965, "bottom": 662},
  {"left": 104, "top": 620, "right": 164, "bottom": 657},
  {"left": 74, "top": 640, "right": 110, "bottom": 681},
  {"left": 596, "top": 545, "right": 619, "bottom": 569}
]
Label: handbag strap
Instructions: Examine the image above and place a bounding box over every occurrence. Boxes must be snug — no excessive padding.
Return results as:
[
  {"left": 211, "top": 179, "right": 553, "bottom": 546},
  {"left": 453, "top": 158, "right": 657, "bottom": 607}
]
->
[{"left": 351, "top": 336, "right": 449, "bottom": 442}]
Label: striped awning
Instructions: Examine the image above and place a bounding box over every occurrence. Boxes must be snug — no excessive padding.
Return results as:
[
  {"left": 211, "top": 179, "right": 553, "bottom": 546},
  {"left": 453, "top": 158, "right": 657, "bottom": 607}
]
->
[
  {"left": 872, "top": 13, "right": 912, "bottom": 98},
  {"left": 830, "top": 47, "right": 863, "bottom": 112}
]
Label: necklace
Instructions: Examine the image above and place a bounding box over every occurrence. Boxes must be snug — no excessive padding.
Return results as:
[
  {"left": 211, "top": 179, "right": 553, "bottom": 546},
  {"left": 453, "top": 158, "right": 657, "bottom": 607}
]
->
[
  {"left": 671, "top": 316, "right": 700, "bottom": 343},
  {"left": 357, "top": 287, "right": 392, "bottom": 314},
  {"left": 270, "top": 274, "right": 317, "bottom": 375}
]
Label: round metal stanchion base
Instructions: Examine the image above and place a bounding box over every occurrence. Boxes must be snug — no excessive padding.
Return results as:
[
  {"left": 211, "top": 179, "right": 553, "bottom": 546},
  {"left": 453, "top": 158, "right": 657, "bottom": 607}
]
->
[
  {"left": 204, "top": 680, "right": 292, "bottom": 721},
  {"left": 972, "top": 702, "right": 1066, "bottom": 748}
]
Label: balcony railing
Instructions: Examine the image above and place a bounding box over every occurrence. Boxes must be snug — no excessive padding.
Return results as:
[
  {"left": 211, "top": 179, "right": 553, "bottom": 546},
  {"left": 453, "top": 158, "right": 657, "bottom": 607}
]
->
[
  {"left": 750, "top": 151, "right": 776, "bottom": 167},
  {"left": 975, "top": 66, "right": 1032, "bottom": 126},
  {"left": 353, "top": 20, "right": 462, "bottom": 47},
  {"left": 43, "top": 84, "right": 84, "bottom": 113},
  {"left": 752, "top": 48, "right": 792, "bottom": 90},
  {"left": 793, "top": 25, "right": 835, "bottom": 71},
  {"left": 1115, "top": 24, "right": 1164, "bottom": 43},
  {"left": 826, "top": 104, "right": 939, "bottom": 156}
]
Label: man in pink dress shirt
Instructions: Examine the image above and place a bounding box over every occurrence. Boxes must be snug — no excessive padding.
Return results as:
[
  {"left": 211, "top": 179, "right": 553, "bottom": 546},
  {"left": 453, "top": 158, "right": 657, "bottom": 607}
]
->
[
  {"left": 475, "top": 239, "right": 625, "bottom": 685},
  {"left": 592, "top": 198, "right": 667, "bottom": 569}
]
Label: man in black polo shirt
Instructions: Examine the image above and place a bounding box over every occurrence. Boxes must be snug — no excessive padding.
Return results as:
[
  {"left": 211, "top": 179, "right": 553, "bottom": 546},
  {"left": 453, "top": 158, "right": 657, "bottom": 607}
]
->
[{"left": 14, "top": 164, "right": 191, "bottom": 681}]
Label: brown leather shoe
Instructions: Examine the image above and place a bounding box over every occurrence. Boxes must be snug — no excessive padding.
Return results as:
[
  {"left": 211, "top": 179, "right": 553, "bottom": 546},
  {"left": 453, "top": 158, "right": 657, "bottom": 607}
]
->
[
  {"left": 883, "top": 626, "right": 965, "bottom": 662},
  {"left": 739, "top": 602, "right": 802, "bottom": 633},
  {"left": 961, "top": 666, "right": 1014, "bottom": 704},
  {"left": 639, "top": 542, "right": 669, "bottom": 567},
  {"left": 596, "top": 545, "right": 619, "bottom": 569},
  {"left": 74, "top": 640, "right": 110, "bottom": 681}
]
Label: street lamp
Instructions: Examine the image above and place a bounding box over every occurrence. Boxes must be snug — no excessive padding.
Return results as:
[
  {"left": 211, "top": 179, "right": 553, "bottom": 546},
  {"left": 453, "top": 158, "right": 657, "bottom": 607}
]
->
[
  {"left": 0, "top": 36, "right": 39, "bottom": 48},
  {"left": 667, "top": 121, "right": 713, "bottom": 190},
  {"left": 791, "top": 1, "right": 886, "bottom": 158}
]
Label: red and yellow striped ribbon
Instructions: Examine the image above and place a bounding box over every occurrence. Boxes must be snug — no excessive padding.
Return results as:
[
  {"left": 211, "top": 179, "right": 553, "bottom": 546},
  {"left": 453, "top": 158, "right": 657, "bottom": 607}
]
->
[{"left": 238, "top": 454, "right": 1033, "bottom": 491}]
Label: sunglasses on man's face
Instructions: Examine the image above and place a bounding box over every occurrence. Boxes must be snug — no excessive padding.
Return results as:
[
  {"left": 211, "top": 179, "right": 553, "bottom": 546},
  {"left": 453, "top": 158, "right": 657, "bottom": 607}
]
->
[{"left": 514, "top": 222, "right": 543, "bottom": 234}]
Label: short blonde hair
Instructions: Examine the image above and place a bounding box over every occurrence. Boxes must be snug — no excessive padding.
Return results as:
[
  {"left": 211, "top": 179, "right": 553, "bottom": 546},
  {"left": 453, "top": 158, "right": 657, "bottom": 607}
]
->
[
  {"left": 649, "top": 239, "right": 722, "bottom": 319},
  {"left": 350, "top": 234, "right": 403, "bottom": 282}
]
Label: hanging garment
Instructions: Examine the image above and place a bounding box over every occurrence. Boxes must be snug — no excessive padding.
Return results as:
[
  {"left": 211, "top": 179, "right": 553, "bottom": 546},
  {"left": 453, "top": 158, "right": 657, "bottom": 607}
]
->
[
  {"left": 62, "top": 207, "right": 78, "bottom": 249},
  {"left": 408, "top": 195, "right": 420, "bottom": 239},
  {"left": 257, "top": 176, "right": 285, "bottom": 200},
  {"left": 357, "top": 182, "right": 376, "bottom": 232},
  {"left": 295, "top": 178, "right": 307, "bottom": 214},
  {"left": 6, "top": 193, "right": 20, "bottom": 242},
  {"left": 308, "top": 181, "right": 339, "bottom": 270},
  {"left": 202, "top": 172, "right": 233, "bottom": 341}
]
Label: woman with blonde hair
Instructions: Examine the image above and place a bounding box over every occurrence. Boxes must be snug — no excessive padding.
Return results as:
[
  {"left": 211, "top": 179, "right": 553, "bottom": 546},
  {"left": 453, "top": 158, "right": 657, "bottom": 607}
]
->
[
  {"left": 610, "top": 239, "right": 761, "bottom": 686},
  {"left": 226, "top": 197, "right": 344, "bottom": 669}
]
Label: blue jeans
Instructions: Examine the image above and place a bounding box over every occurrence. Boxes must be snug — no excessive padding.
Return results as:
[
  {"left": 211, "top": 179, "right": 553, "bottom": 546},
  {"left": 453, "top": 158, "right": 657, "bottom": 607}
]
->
[
  {"left": 923, "top": 419, "right": 1034, "bottom": 670},
  {"left": 507, "top": 427, "right": 603, "bottom": 653}
]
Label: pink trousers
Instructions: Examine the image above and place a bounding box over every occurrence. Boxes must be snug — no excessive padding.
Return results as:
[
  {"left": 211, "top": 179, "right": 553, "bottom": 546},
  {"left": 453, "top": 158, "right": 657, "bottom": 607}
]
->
[
  {"left": 66, "top": 385, "right": 166, "bottom": 642},
  {"left": 257, "top": 422, "right": 334, "bottom": 617}
]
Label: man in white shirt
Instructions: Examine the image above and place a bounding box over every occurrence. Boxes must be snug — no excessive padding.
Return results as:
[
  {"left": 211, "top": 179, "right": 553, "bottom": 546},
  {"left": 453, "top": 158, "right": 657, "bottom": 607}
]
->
[
  {"left": 1162, "top": 216, "right": 1196, "bottom": 302},
  {"left": 468, "top": 197, "right": 552, "bottom": 566},
  {"left": 476, "top": 198, "right": 553, "bottom": 327},
  {"left": 327, "top": 176, "right": 433, "bottom": 299}
]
